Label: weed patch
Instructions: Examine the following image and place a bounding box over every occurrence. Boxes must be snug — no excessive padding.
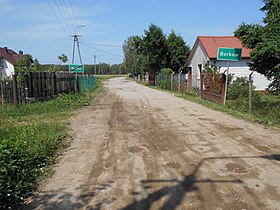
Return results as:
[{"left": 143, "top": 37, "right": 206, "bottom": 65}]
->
[{"left": 0, "top": 76, "right": 109, "bottom": 209}]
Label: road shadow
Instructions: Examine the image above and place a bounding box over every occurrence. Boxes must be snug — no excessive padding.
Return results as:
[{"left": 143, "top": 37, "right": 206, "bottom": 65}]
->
[
  {"left": 21, "top": 181, "right": 115, "bottom": 210},
  {"left": 121, "top": 154, "right": 280, "bottom": 210},
  {"left": 20, "top": 154, "right": 279, "bottom": 209}
]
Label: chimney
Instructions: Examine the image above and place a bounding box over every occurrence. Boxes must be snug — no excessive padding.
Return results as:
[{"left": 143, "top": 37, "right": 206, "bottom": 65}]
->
[
  {"left": 4, "top": 47, "right": 8, "bottom": 53},
  {"left": 19, "top": 50, "right": 23, "bottom": 55}
]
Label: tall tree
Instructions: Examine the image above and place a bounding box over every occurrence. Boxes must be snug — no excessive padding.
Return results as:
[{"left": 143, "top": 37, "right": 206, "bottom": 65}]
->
[
  {"left": 139, "top": 24, "right": 168, "bottom": 84},
  {"left": 166, "top": 30, "right": 190, "bottom": 72},
  {"left": 123, "top": 36, "right": 143, "bottom": 75},
  {"left": 234, "top": 0, "right": 280, "bottom": 93}
]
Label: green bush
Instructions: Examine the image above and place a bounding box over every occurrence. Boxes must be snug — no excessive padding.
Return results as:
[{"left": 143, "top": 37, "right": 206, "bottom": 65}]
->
[
  {"left": 160, "top": 68, "right": 173, "bottom": 75},
  {"left": 0, "top": 123, "right": 66, "bottom": 209},
  {"left": 227, "top": 77, "right": 260, "bottom": 100},
  {"left": 0, "top": 92, "right": 92, "bottom": 209},
  {"left": 183, "top": 87, "right": 200, "bottom": 96},
  {"left": 159, "top": 81, "right": 168, "bottom": 89}
]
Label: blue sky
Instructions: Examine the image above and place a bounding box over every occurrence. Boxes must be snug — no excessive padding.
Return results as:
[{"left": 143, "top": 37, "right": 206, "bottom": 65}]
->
[{"left": 1, "top": 0, "right": 265, "bottom": 65}]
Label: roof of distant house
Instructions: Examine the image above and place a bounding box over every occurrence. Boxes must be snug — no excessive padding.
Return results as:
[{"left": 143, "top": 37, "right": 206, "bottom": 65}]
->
[
  {"left": 185, "top": 36, "right": 251, "bottom": 67},
  {"left": 199, "top": 36, "right": 251, "bottom": 59},
  {"left": 0, "top": 47, "right": 24, "bottom": 65}
]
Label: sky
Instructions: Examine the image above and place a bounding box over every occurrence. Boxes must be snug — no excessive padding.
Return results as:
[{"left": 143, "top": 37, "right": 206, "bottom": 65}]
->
[{"left": 0, "top": 0, "right": 265, "bottom": 65}]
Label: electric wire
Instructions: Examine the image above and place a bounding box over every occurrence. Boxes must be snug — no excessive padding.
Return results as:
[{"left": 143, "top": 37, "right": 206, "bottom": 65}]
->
[
  {"left": 46, "top": 0, "right": 70, "bottom": 36},
  {"left": 80, "top": 42, "right": 123, "bottom": 58},
  {"left": 47, "top": 0, "right": 123, "bottom": 64},
  {"left": 68, "top": 0, "right": 79, "bottom": 27},
  {"left": 61, "top": 0, "right": 76, "bottom": 29},
  {"left": 81, "top": 41, "right": 122, "bottom": 48},
  {"left": 53, "top": 0, "right": 73, "bottom": 34}
]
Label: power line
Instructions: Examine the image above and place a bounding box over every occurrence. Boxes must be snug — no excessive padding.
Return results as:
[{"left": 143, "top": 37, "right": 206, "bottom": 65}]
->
[
  {"left": 80, "top": 42, "right": 123, "bottom": 58},
  {"left": 81, "top": 41, "right": 122, "bottom": 48},
  {"left": 61, "top": 0, "right": 76, "bottom": 29},
  {"left": 46, "top": 0, "right": 70, "bottom": 36},
  {"left": 68, "top": 0, "right": 79, "bottom": 27},
  {"left": 53, "top": 0, "right": 73, "bottom": 34}
]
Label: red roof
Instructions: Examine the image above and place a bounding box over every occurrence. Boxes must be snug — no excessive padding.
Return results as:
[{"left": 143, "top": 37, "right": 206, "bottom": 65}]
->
[
  {"left": 185, "top": 36, "right": 251, "bottom": 68},
  {"left": 0, "top": 47, "right": 23, "bottom": 65},
  {"left": 198, "top": 36, "right": 251, "bottom": 59}
]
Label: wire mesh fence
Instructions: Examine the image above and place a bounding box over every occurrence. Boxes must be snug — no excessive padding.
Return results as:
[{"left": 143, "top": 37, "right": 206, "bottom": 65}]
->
[{"left": 155, "top": 73, "right": 187, "bottom": 91}]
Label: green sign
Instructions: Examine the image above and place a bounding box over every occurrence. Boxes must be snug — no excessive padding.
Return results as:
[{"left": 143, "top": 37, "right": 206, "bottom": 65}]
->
[
  {"left": 217, "top": 48, "right": 242, "bottom": 61},
  {"left": 69, "top": 64, "right": 84, "bottom": 73}
]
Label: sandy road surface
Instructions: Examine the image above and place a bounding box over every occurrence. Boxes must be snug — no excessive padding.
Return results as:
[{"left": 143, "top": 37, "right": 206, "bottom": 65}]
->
[{"left": 23, "top": 77, "right": 280, "bottom": 210}]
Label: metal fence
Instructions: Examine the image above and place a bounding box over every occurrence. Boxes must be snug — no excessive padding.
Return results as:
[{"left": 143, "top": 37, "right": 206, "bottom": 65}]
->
[
  {"left": 155, "top": 73, "right": 187, "bottom": 91},
  {"left": 77, "top": 75, "right": 96, "bottom": 92}
]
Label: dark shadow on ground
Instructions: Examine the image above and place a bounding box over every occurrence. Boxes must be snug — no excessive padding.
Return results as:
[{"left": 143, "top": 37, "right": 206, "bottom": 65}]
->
[
  {"left": 20, "top": 181, "right": 115, "bottom": 210},
  {"left": 121, "top": 154, "right": 280, "bottom": 210},
  {"left": 20, "top": 154, "right": 279, "bottom": 209}
]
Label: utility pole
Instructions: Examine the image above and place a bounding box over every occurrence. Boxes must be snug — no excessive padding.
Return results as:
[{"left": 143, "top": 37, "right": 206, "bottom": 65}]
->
[
  {"left": 70, "top": 34, "right": 83, "bottom": 64},
  {"left": 70, "top": 25, "right": 85, "bottom": 65},
  {"left": 94, "top": 55, "right": 97, "bottom": 75}
]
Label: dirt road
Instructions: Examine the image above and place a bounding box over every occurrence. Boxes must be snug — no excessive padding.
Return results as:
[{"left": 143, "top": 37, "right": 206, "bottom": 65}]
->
[{"left": 23, "top": 77, "right": 280, "bottom": 210}]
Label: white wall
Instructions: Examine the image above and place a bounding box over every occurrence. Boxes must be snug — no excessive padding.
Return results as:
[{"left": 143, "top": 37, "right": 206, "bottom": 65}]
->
[
  {"left": 187, "top": 42, "right": 208, "bottom": 88},
  {"left": 1, "top": 59, "right": 15, "bottom": 78},
  {"left": 214, "top": 59, "right": 270, "bottom": 90},
  {"left": 188, "top": 43, "right": 270, "bottom": 91}
]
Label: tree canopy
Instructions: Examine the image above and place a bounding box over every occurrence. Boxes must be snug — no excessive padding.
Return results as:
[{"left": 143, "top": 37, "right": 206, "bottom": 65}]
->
[
  {"left": 234, "top": 0, "right": 280, "bottom": 93},
  {"left": 123, "top": 24, "right": 190, "bottom": 83},
  {"left": 58, "top": 54, "right": 68, "bottom": 64},
  {"left": 15, "top": 54, "right": 34, "bottom": 74},
  {"left": 166, "top": 30, "right": 190, "bottom": 73}
]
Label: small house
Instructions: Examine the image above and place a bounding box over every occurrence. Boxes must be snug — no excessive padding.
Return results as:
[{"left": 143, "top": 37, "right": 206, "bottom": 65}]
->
[
  {"left": 184, "top": 36, "right": 270, "bottom": 91},
  {"left": 0, "top": 47, "right": 24, "bottom": 78}
]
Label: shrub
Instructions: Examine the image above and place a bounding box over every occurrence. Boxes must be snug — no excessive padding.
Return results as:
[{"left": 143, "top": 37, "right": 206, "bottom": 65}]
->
[
  {"left": 160, "top": 68, "right": 173, "bottom": 75},
  {"left": 160, "top": 81, "right": 168, "bottom": 89},
  {"left": 0, "top": 123, "right": 66, "bottom": 209},
  {"left": 0, "top": 92, "right": 92, "bottom": 209},
  {"left": 227, "top": 77, "right": 260, "bottom": 100}
]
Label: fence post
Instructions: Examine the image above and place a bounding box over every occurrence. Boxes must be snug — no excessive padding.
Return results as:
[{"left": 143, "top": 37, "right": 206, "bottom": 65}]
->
[
  {"left": 24, "top": 73, "right": 30, "bottom": 103},
  {"left": 12, "top": 75, "right": 18, "bottom": 106},
  {"left": 249, "top": 71, "right": 254, "bottom": 114},
  {"left": 171, "top": 71, "right": 175, "bottom": 91},
  {"left": 178, "top": 71, "right": 182, "bottom": 91},
  {"left": 200, "top": 73, "right": 204, "bottom": 96},
  {"left": 53, "top": 72, "right": 57, "bottom": 96}
]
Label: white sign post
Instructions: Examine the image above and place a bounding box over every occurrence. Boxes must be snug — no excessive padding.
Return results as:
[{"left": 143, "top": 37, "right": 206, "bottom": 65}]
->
[{"left": 217, "top": 48, "right": 242, "bottom": 106}]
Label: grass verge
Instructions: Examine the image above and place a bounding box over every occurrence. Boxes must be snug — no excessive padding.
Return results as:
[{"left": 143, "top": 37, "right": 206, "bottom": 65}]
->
[
  {"left": 0, "top": 76, "right": 113, "bottom": 209},
  {"left": 134, "top": 79, "right": 279, "bottom": 127}
]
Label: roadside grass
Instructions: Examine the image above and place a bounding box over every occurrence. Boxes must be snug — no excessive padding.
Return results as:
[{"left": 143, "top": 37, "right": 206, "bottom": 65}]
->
[
  {"left": 0, "top": 75, "right": 115, "bottom": 209},
  {"left": 177, "top": 92, "right": 279, "bottom": 127},
  {"left": 134, "top": 79, "right": 280, "bottom": 127}
]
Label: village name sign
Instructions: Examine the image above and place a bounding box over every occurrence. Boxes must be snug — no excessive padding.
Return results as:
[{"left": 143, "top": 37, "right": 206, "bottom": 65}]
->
[{"left": 217, "top": 48, "right": 242, "bottom": 61}]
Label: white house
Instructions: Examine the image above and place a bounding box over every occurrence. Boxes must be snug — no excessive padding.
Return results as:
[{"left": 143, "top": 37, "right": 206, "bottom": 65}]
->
[
  {"left": 184, "top": 36, "right": 270, "bottom": 91},
  {"left": 0, "top": 47, "right": 24, "bottom": 78}
]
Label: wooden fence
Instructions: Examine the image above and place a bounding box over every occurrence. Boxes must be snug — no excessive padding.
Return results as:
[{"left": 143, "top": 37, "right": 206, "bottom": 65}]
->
[{"left": 0, "top": 72, "right": 79, "bottom": 105}]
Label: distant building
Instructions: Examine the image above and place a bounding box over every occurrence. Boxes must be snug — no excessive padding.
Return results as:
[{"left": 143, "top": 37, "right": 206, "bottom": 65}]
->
[
  {"left": 0, "top": 47, "right": 24, "bottom": 77},
  {"left": 184, "top": 36, "right": 270, "bottom": 91}
]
